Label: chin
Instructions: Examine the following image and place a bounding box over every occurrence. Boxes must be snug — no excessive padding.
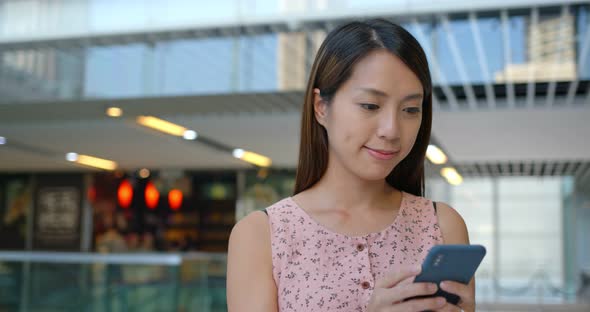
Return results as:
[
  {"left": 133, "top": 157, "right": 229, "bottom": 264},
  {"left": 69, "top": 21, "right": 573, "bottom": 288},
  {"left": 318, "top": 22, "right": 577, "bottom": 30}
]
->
[{"left": 355, "top": 166, "right": 394, "bottom": 182}]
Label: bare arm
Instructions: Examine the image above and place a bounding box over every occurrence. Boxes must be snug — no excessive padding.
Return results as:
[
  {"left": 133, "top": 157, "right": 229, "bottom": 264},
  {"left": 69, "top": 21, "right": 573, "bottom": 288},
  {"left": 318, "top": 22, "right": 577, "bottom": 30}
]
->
[
  {"left": 227, "top": 211, "right": 278, "bottom": 312},
  {"left": 436, "top": 202, "right": 476, "bottom": 312},
  {"left": 436, "top": 202, "right": 470, "bottom": 246}
]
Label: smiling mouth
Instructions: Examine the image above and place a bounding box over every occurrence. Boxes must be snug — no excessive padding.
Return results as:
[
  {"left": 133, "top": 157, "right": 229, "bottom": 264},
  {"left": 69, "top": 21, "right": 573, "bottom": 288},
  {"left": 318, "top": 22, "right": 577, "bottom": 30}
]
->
[
  {"left": 364, "top": 147, "right": 400, "bottom": 154},
  {"left": 364, "top": 146, "right": 400, "bottom": 160}
]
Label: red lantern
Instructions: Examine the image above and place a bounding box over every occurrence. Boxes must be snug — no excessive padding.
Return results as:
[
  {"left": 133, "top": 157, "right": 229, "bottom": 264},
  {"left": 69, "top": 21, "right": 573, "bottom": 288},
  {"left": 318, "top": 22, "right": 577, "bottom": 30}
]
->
[
  {"left": 145, "top": 181, "right": 159, "bottom": 209},
  {"left": 87, "top": 186, "right": 96, "bottom": 203},
  {"left": 117, "top": 179, "right": 133, "bottom": 209},
  {"left": 168, "top": 189, "right": 183, "bottom": 211}
]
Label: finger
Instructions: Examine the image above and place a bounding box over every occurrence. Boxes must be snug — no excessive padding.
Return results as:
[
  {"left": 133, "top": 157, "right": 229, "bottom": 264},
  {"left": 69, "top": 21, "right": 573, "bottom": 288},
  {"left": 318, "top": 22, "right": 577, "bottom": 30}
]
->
[
  {"left": 390, "top": 296, "right": 447, "bottom": 312},
  {"left": 398, "top": 274, "right": 416, "bottom": 286},
  {"left": 440, "top": 281, "right": 472, "bottom": 305},
  {"left": 375, "top": 265, "right": 421, "bottom": 288},
  {"left": 386, "top": 282, "right": 438, "bottom": 303},
  {"left": 431, "top": 303, "right": 461, "bottom": 312}
]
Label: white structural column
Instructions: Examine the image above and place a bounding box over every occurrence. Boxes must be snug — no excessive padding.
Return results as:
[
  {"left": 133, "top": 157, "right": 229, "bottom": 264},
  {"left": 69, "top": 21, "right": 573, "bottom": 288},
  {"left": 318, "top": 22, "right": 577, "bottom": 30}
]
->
[
  {"left": 411, "top": 19, "right": 458, "bottom": 109},
  {"left": 470, "top": 12, "right": 495, "bottom": 108},
  {"left": 526, "top": 7, "right": 539, "bottom": 108},
  {"left": 441, "top": 14, "right": 477, "bottom": 109},
  {"left": 501, "top": 10, "right": 516, "bottom": 107}
]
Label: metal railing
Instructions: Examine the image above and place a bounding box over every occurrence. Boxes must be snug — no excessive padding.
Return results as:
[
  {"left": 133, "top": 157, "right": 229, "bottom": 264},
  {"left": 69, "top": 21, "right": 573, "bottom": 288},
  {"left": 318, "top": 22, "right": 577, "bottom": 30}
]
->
[{"left": 0, "top": 251, "right": 228, "bottom": 312}]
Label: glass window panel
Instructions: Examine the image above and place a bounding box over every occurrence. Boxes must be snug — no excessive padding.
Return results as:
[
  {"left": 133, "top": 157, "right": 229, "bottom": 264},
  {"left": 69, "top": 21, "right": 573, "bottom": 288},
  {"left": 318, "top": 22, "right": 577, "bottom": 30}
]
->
[
  {"left": 576, "top": 4, "right": 590, "bottom": 80},
  {"left": 498, "top": 177, "right": 564, "bottom": 289}
]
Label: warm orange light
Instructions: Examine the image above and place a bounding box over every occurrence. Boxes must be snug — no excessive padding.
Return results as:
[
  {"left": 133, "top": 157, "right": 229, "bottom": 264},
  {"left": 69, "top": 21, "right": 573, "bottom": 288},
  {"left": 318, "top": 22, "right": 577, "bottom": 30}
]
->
[
  {"left": 168, "top": 189, "right": 183, "bottom": 211},
  {"left": 117, "top": 179, "right": 133, "bottom": 209},
  {"left": 145, "top": 181, "right": 160, "bottom": 209},
  {"left": 87, "top": 186, "right": 96, "bottom": 203}
]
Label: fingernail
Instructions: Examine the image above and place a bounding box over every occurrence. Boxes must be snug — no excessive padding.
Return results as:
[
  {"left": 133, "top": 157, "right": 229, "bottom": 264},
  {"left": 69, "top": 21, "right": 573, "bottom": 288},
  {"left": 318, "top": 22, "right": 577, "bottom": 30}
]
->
[
  {"left": 436, "top": 297, "right": 446, "bottom": 306},
  {"left": 413, "top": 265, "right": 422, "bottom": 273}
]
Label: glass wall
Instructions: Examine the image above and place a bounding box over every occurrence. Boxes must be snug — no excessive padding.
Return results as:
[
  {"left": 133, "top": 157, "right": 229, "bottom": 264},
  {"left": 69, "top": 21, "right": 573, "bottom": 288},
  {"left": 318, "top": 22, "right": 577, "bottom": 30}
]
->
[
  {"left": 427, "top": 176, "right": 571, "bottom": 302},
  {"left": 1, "top": 2, "right": 589, "bottom": 102}
]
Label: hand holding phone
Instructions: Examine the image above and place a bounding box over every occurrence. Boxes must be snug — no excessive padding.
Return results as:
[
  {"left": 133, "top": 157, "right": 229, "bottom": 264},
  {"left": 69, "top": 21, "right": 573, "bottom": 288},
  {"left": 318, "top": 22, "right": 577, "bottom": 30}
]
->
[{"left": 407, "top": 244, "right": 486, "bottom": 305}]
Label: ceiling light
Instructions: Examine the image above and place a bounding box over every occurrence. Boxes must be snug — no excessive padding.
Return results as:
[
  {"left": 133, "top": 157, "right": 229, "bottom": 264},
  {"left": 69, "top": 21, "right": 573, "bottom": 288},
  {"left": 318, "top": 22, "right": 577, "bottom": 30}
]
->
[
  {"left": 136, "top": 116, "right": 187, "bottom": 137},
  {"left": 139, "top": 168, "right": 150, "bottom": 178},
  {"left": 232, "top": 149, "right": 244, "bottom": 158},
  {"left": 426, "top": 144, "right": 448, "bottom": 165},
  {"left": 66, "top": 152, "right": 78, "bottom": 162},
  {"left": 106, "top": 107, "right": 123, "bottom": 117},
  {"left": 441, "top": 167, "right": 463, "bottom": 186},
  {"left": 232, "top": 148, "right": 272, "bottom": 167},
  {"left": 66, "top": 153, "right": 117, "bottom": 171},
  {"left": 183, "top": 130, "right": 198, "bottom": 140}
]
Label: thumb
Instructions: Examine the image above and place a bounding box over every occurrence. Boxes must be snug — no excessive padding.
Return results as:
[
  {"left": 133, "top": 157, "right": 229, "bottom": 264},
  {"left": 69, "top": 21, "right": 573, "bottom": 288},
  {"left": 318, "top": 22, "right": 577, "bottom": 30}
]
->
[{"left": 375, "top": 265, "right": 421, "bottom": 289}]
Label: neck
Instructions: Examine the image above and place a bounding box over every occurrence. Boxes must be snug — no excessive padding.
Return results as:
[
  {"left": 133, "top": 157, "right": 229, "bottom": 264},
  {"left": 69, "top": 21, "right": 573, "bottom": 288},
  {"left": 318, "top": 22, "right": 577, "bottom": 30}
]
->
[{"left": 307, "top": 157, "right": 399, "bottom": 214}]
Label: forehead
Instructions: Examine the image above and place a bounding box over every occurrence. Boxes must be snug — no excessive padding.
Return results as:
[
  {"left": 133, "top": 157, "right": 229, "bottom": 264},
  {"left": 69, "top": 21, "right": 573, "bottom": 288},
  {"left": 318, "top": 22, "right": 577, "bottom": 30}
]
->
[{"left": 343, "top": 50, "right": 423, "bottom": 96}]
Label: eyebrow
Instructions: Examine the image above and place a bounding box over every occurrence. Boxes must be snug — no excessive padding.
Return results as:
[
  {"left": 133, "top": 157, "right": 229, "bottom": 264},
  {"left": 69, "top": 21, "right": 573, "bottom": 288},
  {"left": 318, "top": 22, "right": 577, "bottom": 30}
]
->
[{"left": 357, "top": 87, "right": 424, "bottom": 102}]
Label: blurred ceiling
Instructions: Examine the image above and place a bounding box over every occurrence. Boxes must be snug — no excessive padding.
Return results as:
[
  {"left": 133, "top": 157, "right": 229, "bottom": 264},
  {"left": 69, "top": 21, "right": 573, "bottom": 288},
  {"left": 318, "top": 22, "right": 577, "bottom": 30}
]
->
[
  {"left": 0, "top": 0, "right": 589, "bottom": 186},
  {"left": 1, "top": 90, "right": 589, "bottom": 183}
]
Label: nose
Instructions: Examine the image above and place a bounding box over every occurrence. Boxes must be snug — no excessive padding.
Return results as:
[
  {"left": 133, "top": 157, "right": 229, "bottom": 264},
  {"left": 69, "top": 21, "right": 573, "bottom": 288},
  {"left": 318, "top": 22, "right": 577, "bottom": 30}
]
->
[{"left": 376, "top": 111, "right": 400, "bottom": 141}]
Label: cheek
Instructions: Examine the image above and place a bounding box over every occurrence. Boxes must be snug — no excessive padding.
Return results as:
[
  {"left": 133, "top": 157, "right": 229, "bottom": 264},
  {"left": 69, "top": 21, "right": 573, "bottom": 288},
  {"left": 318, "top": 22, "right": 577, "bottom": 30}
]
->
[
  {"left": 403, "top": 122, "right": 422, "bottom": 152},
  {"left": 342, "top": 131, "right": 353, "bottom": 144},
  {"left": 328, "top": 110, "right": 356, "bottom": 145}
]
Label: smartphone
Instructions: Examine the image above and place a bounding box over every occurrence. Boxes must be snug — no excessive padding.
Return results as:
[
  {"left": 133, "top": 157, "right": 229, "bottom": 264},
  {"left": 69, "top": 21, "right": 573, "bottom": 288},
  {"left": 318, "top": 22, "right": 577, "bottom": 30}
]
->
[{"left": 407, "top": 244, "right": 486, "bottom": 305}]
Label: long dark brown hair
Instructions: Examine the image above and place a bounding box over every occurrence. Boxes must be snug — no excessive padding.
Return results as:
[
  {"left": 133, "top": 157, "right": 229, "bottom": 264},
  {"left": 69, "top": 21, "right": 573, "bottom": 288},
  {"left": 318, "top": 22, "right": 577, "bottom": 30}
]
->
[{"left": 294, "top": 19, "right": 432, "bottom": 197}]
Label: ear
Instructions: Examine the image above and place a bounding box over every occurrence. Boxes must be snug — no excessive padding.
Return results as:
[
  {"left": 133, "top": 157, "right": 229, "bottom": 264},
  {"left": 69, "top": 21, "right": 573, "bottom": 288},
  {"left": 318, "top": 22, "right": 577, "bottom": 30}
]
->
[{"left": 313, "top": 88, "right": 328, "bottom": 127}]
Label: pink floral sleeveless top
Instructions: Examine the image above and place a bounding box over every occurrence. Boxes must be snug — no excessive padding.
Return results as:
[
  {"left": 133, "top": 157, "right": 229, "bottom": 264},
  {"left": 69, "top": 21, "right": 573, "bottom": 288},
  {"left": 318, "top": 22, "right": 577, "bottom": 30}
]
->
[{"left": 265, "top": 191, "right": 443, "bottom": 311}]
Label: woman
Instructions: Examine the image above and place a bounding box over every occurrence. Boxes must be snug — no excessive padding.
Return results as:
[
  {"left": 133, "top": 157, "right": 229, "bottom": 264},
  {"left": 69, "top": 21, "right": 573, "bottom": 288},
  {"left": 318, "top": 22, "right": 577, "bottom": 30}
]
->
[{"left": 227, "top": 19, "right": 474, "bottom": 312}]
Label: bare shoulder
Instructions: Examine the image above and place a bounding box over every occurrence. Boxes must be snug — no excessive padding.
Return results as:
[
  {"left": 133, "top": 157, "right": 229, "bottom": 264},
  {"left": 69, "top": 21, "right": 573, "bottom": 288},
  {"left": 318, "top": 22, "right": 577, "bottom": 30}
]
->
[
  {"left": 434, "top": 202, "right": 470, "bottom": 244},
  {"left": 231, "top": 210, "right": 270, "bottom": 236},
  {"left": 227, "top": 211, "right": 271, "bottom": 271},
  {"left": 227, "top": 210, "right": 277, "bottom": 311}
]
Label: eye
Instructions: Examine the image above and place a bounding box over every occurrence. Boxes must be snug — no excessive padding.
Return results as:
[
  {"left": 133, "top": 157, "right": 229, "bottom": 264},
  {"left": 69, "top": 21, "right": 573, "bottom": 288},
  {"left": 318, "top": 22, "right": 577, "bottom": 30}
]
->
[
  {"left": 360, "top": 103, "right": 380, "bottom": 111},
  {"left": 403, "top": 107, "right": 422, "bottom": 114}
]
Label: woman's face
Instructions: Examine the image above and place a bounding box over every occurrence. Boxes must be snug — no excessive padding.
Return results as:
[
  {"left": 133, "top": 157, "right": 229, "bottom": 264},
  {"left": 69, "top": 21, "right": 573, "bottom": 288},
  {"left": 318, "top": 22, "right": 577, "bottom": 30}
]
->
[{"left": 315, "top": 50, "right": 424, "bottom": 182}]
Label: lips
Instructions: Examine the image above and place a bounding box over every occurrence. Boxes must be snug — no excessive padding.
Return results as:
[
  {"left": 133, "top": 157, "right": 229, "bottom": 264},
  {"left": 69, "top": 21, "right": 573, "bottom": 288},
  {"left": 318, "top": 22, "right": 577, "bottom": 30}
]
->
[{"left": 364, "top": 146, "right": 400, "bottom": 160}]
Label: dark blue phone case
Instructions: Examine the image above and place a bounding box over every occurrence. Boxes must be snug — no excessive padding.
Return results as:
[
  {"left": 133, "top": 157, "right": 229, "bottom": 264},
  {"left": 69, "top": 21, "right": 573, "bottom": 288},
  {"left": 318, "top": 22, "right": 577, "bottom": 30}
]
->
[{"left": 408, "top": 244, "right": 486, "bottom": 306}]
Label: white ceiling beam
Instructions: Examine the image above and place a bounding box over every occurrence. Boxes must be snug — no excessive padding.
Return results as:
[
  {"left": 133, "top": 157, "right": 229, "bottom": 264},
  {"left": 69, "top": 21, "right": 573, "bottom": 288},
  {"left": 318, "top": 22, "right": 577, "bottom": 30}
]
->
[
  {"left": 490, "top": 163, "right": 500, "bottom": 177},
  {"left": 440, "top": 14, "right": 477, "bottom": 110},
  {"left": 533, "top": 162, "right": 544, "bottom": 176},
  {"left": 575, "top": 163, "right": 590, "bottom": 177},
  {"left": 545, "top": 162, "right": 557, "bottom": 176},
  {"left": 501, "top": 162, "right": 511, "bottom": 175},
  {"left": 471, "top": 164, "right": 480, "bottom": 176},
  {"left": 565, "top": 13, "right": 590, "bottom": 106},
  {"left": 469, "top": 12, "right": 495, "bottom": 109},
  {"left": 523, "top": 162, "right": 533, "bottom": 175},
  {"left": 562, "top": 161, "right": 574, "bottom": 176},
  {"left": 473, "top": 163, "right": 483, "bottom": 176},
  {"left": 526, "top": 7, "right": 539, "bottom": 108},
  {"left": 577, "top": 163, "right": 590, "bottom": 181},
  {"left": 554, "top": 162, "right": 566, "bottom": 176},
  {"left": 501, "top": 10, "right": 516, "bottom": 107},
  {"left": 411, "top": 19, "right": 458, "bottom": 109},
  {"left": 513, "top": 163, "right": 522, "bottom": 176},
  {"left": 546, "top": 5, "right": 569, "bottom": 107}
]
